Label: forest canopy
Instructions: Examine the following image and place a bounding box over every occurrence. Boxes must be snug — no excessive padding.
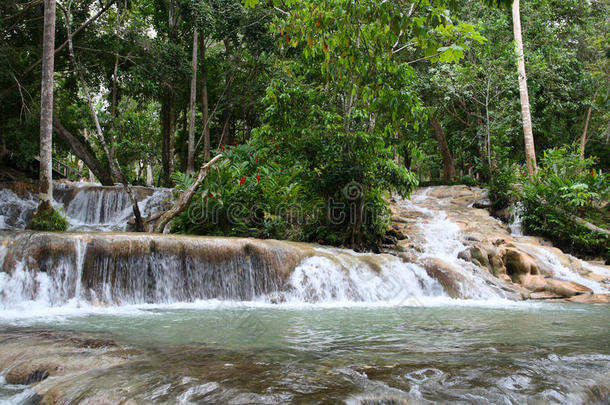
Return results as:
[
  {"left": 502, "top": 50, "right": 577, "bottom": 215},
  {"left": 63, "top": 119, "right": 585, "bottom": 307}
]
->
[{"left": 1, "top": 0, "right": 608, "bottom": 252}]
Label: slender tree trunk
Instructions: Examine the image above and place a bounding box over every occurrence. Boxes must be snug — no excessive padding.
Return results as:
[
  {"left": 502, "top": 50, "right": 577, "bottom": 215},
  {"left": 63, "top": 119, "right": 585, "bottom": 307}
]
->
[
  {"left": 161, "top": 90, "right": 176, "bottom": 186},
  {"left": 428, "top": 117, "right": 456, "bottom": 182},
  {"left": 187, "top": 27, "right": 198, "bottom": 174},
  {"left": 200, "top": 39, "right": 210, "bottom": 161},
  {"left": 512, "top": 0, "right": 537, "bottom": 175},
  {"left": 579, "top": 91, "right": 597, "bottom": 160},
  {"left": 37, "top": 0, "right": 56, "bottom": 212},
  {"left": 53, "top": 118, "right": 114, "bottom": 185},
  {"left": 219, "top": 110, "right": 231, "bottom": 146},
  {"left": 160, "top": 0, "right": 179, "bottom": 186}
]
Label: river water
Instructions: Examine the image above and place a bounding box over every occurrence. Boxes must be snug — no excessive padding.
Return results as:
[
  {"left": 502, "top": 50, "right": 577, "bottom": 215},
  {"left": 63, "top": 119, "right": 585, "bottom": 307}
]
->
[
  {"left": 1, "top": 302, "right": 609, "bottom": 404},
  {"left": 0, "top": 184, "right": 608, "bottom": 403}
]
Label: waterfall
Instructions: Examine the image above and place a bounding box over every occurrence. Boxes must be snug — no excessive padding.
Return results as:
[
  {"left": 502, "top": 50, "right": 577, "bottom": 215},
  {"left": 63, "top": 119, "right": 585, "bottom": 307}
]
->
[
  {"left": 399, "top": 189, "right": 509, "bottom": 299},
  {"left": 0, "top": 233, "right": 302, "bottom": 310},
  {"left": 0, "top": 183, "right": 173, "bottom": 232},
  {"left": 0, "top": 232, "right": 448, "bottom": 312},
  {"left": 283, "top": 249, "right": 445, "bottom": 303},
  {"left": 509, "top": 202, "right": 524, "bottom": 237}
]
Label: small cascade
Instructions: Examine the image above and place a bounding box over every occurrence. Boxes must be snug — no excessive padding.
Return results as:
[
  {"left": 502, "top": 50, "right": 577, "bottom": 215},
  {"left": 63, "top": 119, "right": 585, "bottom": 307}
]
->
[
  {"left": 509, "top": 203, "right": 524, "bottom": 237},
  {"left": 283, "top": 249, "right": 444, "bottom": 303},
  {"left": 399, "top": 191, "right": 509, "bottom": 299},
  {"left": 0, "top": 182, "right": 173, "bottom": 232},
  {"left": 523, "top": 245, "right": 609, "bottom": 294},
  {"left": 0, "top": 189, "right": 37, "bottom": 230}
]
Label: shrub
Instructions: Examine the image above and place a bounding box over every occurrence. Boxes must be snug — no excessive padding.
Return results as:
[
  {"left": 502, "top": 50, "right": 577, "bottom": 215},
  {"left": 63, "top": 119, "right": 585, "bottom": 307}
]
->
[
  {"left": 28, "top": 206, "right": 69, "bottom": 232},
  {"left": 521, "top": 146, "right": 609, "bottom": 259}
]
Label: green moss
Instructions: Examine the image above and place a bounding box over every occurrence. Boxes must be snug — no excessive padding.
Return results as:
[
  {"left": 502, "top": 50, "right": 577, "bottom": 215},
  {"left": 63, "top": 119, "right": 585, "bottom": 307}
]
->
[{"left": 28, "top": 207, "right": 69, "bottom": 232}]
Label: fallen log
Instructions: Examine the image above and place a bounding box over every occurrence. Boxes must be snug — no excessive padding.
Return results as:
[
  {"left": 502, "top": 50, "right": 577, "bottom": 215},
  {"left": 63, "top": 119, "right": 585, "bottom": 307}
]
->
[{"left": 152, "top": 155, "right": 223, "bottom": 233}]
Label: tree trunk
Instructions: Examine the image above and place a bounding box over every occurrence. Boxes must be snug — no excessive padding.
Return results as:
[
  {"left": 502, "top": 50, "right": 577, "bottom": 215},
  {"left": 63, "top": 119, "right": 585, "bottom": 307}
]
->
[
  {"left": 512, "top": 0, "right": 537, "bottom": 175},
  {"left": 219, "top": 110, "right": 231, "bottom": 147},
  {"left": 53, "top": 118, "right": 114, "bottom": 185},
  {"left": 161, "top": 90, "right": 176, "bottom": 186},
  {"left": 200, "top": 40, "right": 210, "bottom": 161},
  {"left": 579, "top": 91, "right": 597, "bottom": 160},
  {"left": 37, "top": 0, "right": 56, "bottom": 211},
  {"left": 186, "top": 27, "right": 198, "bottom": 174},
  {"left": 153, "top": 154, "right": 223, "bottom": 233},
  {"left": 428, "top": 117, "right": 456, "bottom": 182}
]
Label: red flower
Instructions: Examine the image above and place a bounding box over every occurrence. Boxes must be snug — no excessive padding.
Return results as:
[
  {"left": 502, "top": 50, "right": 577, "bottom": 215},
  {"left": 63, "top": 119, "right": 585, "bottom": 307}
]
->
[
  {"left": 232, "top": 142, "right": 238, "bottom": 146},
  {"left": 220, "top": 146, "right": 225, "bottom": 151},
  {"left": 256, "top": 157, "right": 259, "bottom": 162},
  {"left": 257, "top": 194, "right": 260, "bottom": 199},
  {"left": 257, "top": 175, "right": 261, "bottom": 182},
  {"left": 554, "top": 145, "right": 557, "bottom": 150},
  {"left": 591, "top": 170, "right": 596, "bottom": 176},
  {"left": 250, "top": 153, "right": 253, "bottom": 157},
  {"left": 271, "top": 139, "right": 275, "bottom": 143},
  {"left": 208, "top": 192, "right": 213, "bottom": 198},
  {"left": 275, "top": 146, "right": 279, "bottom": 150},
  {"left": 285, "top": 196, "right": 289, "bottom": 201},
  {"left": 257, "top": 168, "right": 259, "bottom": 173},
  {"left": 280, "top": 168, "right": 283, "bottom": 172},
  {"left": 240, "top": 176, "right": 246, "bottom": 185}
]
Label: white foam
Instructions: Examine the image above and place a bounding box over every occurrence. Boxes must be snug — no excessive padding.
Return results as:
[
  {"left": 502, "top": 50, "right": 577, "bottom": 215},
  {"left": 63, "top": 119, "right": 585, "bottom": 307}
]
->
[{"left": 527, "top": 246, "right": 608, "bottom": 294}]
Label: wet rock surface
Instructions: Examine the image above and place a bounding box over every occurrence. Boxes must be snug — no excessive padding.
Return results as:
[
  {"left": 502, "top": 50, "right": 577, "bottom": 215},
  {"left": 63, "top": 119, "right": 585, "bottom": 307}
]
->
[{"left": 389, "top": 185, "right": 610, "bottom": 302}]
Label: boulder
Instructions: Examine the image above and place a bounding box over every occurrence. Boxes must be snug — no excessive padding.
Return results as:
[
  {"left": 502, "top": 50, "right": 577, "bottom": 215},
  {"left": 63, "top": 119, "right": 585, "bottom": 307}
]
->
[
  {"left": 504, "top": 248, "right": 539, "bottom": 282},
  {"left": 568, "top": 294, "right": 610, "bottom": 303},
  {"left": 419, "top": 258, "right": 467, "bottom": 299},
  {"left": 545, "top": 279, "right": 592, "bottom": 298}
]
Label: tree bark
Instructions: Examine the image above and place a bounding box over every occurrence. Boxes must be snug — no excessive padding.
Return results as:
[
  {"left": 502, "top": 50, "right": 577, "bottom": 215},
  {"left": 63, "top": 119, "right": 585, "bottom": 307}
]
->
[
  {"left": 161, "top": 90, "right": 176, "bottom": 186},
  {"left": 153, "top": 154, "right": 223, "bottom": 233},
  {"left": 200, "top": 39, "right": 210, "bottom": 161},
  {"left": 579, "top": 91, "right": 597, "bottom": 160},
  {"left": 37, "top": 0, "right": 56, "bottom": 211},
  {"left": 428, "top": 117, "right": 456, "bottom": 182},
  {"left": 512, "top": 0, "right": 537, "bottom": 175},
  {"left": 187, "top": 27, "right": 198, "bottom": 174},
  {"left": 52, "top": 118, "right": 114, "bottom": 185}
]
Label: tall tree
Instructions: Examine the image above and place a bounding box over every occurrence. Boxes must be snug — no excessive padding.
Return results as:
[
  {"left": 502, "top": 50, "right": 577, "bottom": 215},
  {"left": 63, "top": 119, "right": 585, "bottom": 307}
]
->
[
  {"left": 37, "top": 0, "right": 56, "bottom": 212},
  {"left": 187, "top": 25, "right": 198, "bottom": 174},
  {"left": 511, "top": 0, "right": 537, "bottom": 174}
]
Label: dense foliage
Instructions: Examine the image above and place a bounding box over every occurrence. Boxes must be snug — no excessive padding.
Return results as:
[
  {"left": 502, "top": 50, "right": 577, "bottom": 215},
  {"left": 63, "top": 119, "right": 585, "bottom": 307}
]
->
[
  {"left": 521, "top": 147, "right": 609, "bottom": 259},
  {"left": 1, "top": 0, "right": 608, "bottom": 252}
]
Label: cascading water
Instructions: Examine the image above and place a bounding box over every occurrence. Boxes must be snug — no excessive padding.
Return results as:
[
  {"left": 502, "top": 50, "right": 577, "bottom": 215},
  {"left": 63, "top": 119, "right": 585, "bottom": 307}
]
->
[
  {"left": 0, "top": 232, "right": 447, "bottom": 313},
  {"left": 398, "top": 188, "right": 511, "bottom": 299},
  {"left": 0, "top": 182, "right": 173, "bottom": 232}
]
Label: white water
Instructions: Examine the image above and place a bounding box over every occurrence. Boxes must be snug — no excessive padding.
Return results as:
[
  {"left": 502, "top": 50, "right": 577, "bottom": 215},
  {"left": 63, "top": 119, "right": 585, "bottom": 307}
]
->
[
  {"left": 0, "top": 186, "right": 606, "bottom": 321},
  {"left": 510, "top": 202, "right": 524, "bottom": 237},
  {"left": 525, "top": 246, "right": 609, "bottom": 294},
  {"left": 399, "top": 189, "right": 509, "bottom": 299},
  {"left": 0, "top": 183, "right": 173, "bottom": 232},
  {"left": 284, "top": 250, "right": 445, "bottom": 304}
]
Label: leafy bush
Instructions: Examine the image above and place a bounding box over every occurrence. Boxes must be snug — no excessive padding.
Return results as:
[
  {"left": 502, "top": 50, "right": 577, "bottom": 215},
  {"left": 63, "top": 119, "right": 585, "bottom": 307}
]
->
[
  {"left": 28, "top": 206, "right": 69, "bottom": 232},
  {"left": 521, "top": 146, "right": 609, "bottom": 259},
  {"left": 488, "top": 164, "right": 520, "bottom": 210},
  {"left": 172, "top": 141, "right": 305, "bottom": 241}
]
